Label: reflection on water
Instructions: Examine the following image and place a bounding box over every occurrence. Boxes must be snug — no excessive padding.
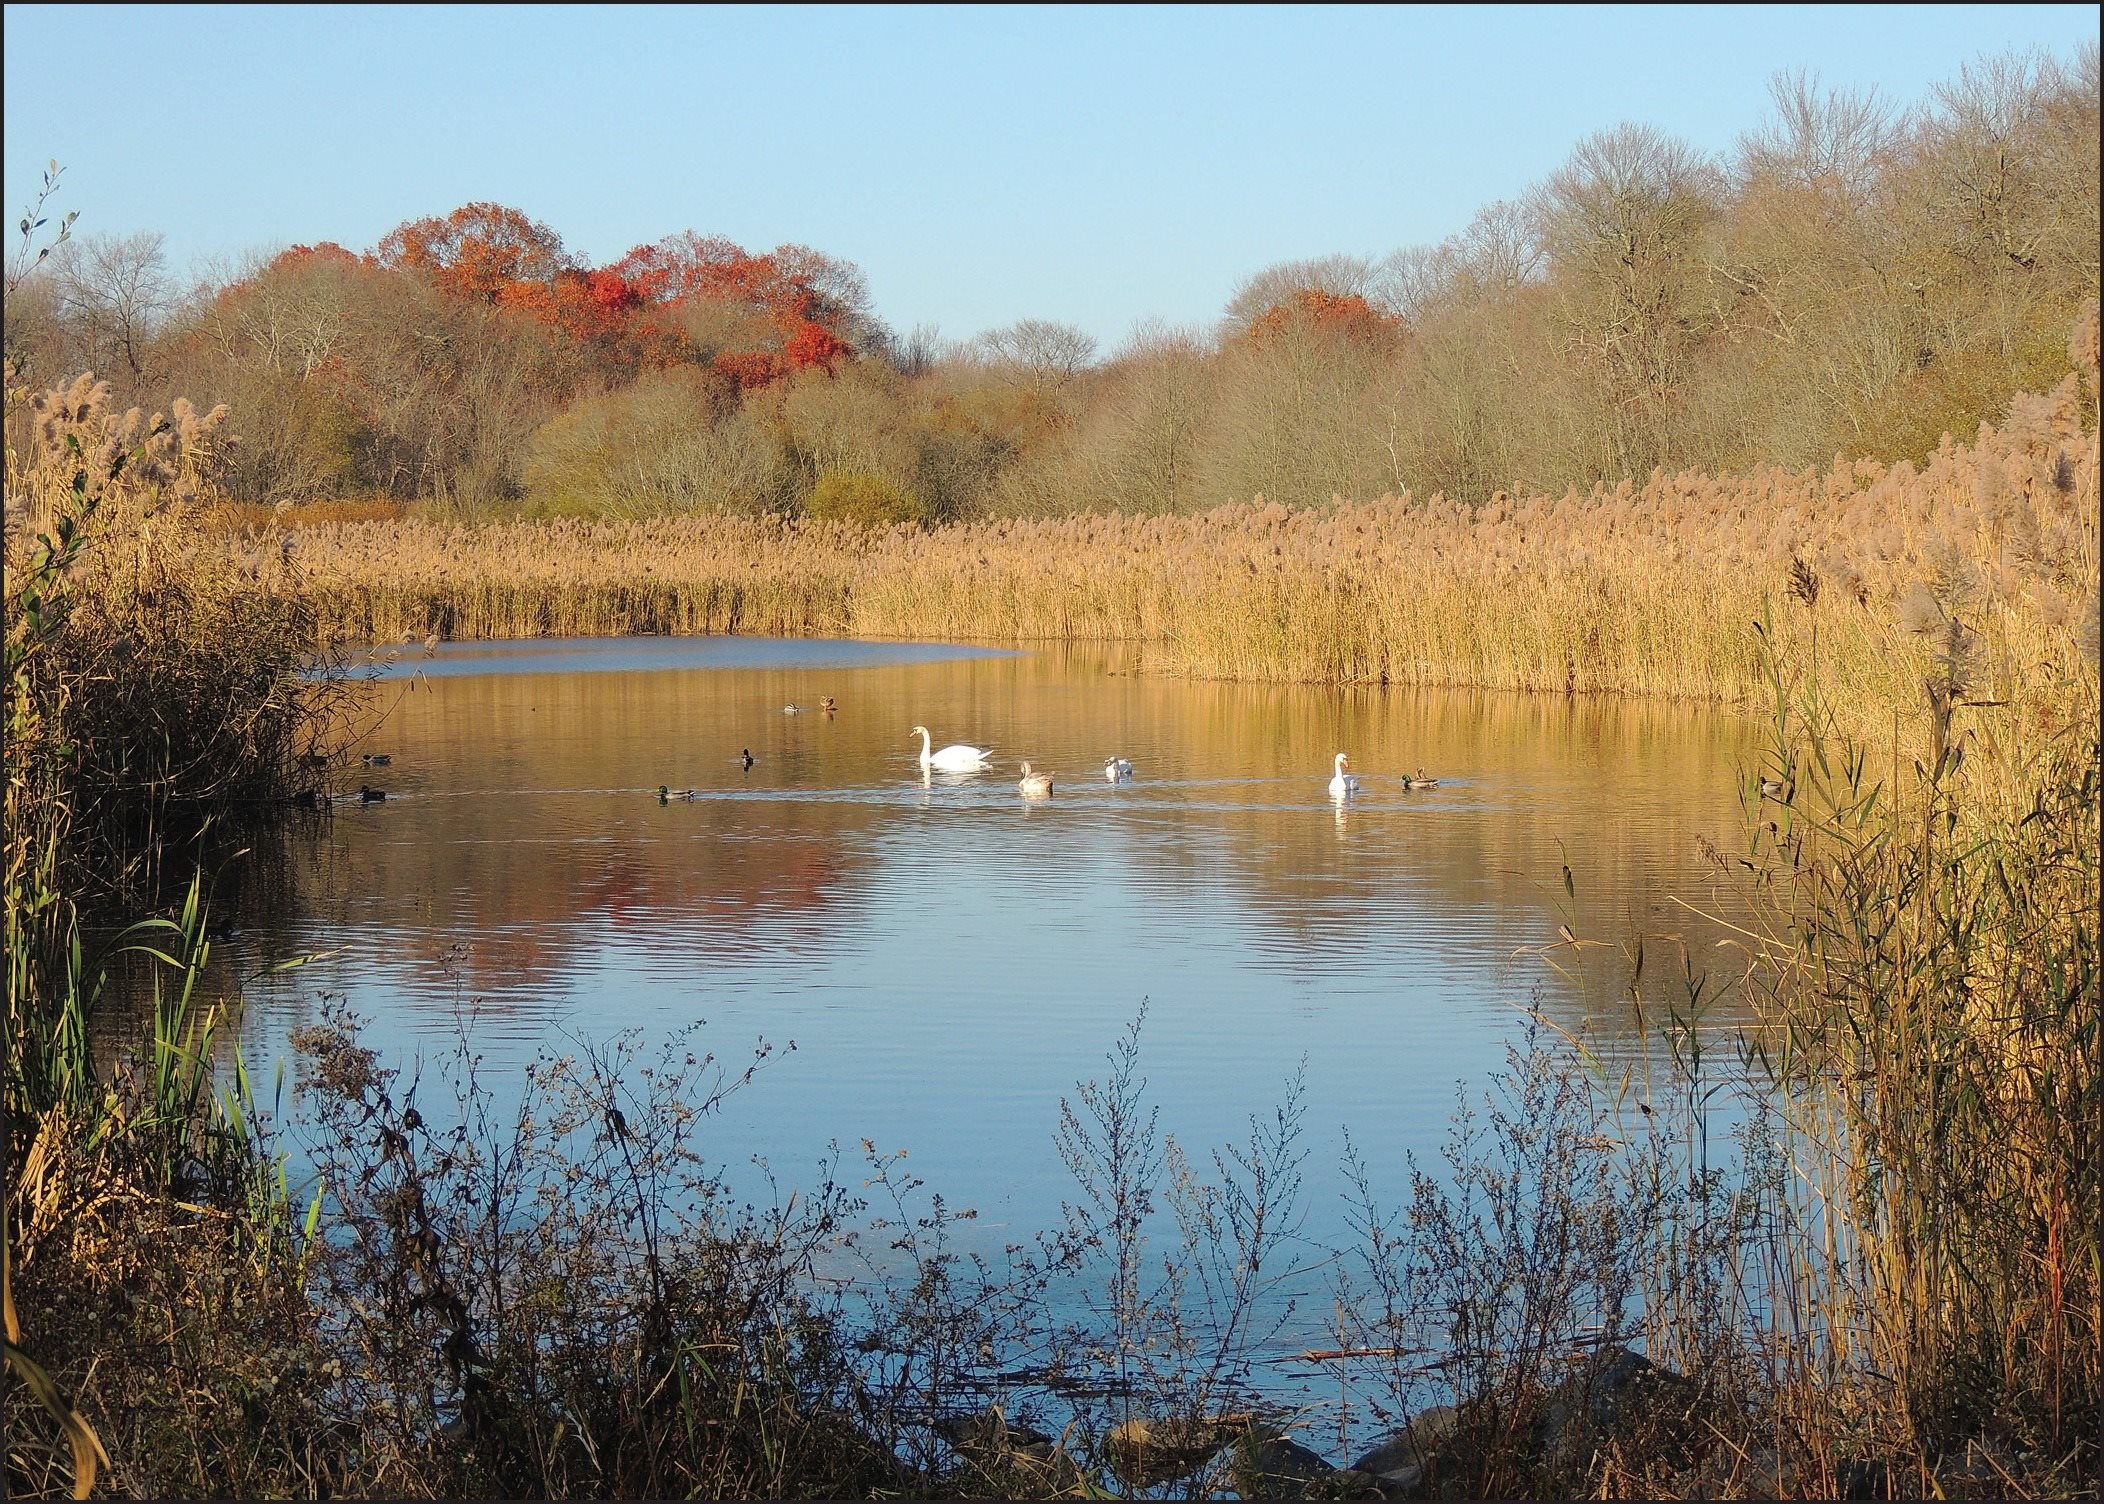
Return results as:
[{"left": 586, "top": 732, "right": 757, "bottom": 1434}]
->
[{"left": 225, "top": 636, "right": 1757, "bottom": 1300}]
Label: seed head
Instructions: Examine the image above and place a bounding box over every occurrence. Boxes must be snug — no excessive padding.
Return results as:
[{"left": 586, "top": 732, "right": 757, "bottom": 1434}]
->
[{"left": 1899, "top": 580, "right": 1942, "bottom": 636}]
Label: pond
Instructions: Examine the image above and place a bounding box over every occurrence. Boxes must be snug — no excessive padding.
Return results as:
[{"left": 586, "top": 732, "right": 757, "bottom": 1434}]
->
[{"left": 215, "top": 635, "right": 1763, "bottom": 1379}]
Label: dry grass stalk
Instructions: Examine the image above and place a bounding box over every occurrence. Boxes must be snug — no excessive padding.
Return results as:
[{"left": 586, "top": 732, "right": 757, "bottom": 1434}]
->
[{"left": 251, "top": 373, "right": 2095, "bottom": 758}]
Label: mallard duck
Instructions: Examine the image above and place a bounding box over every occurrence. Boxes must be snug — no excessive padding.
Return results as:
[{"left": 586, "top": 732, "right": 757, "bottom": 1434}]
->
[
  {"left": 1403, "top": 768, "right": 1440, "bottom": 789},
  {"left": 363, "top": 753, "right": 392, "bottom": 766},
  {"left": 912, "top": 725, "right": 992, "bottom": 772},
  {"left": 359, "top": 784, "right": 388, "bottom": 804},
  {"left": 1328, "top": 753, "right": 1361, "bottom": 799},
  {"left": 1018, "top": 761, "right": 1053, "bottom": 796},
  {"left": 1104, "top": 757, "right": 1134, "bottom": 781}
]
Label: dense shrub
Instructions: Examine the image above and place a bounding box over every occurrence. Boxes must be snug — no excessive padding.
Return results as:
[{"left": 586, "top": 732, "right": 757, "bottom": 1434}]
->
[{"left": 805, "top": 466, "right": 928, "bottom": 526}]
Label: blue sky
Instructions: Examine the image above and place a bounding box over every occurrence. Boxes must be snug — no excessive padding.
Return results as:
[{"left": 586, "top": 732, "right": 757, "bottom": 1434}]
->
[{"left": 4, "top": 4, "right": 2095, "bottom": 348}]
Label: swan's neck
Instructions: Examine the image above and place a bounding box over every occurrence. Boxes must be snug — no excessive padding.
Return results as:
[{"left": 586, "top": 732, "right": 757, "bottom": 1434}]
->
[{"left": 917, "top": 729, "right": 932, "bottom": 764}]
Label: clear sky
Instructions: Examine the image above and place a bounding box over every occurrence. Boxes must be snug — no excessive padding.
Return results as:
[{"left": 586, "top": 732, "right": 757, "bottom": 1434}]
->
[{"left": 4, "top": 4, "right": 2096, "bottom": 349}]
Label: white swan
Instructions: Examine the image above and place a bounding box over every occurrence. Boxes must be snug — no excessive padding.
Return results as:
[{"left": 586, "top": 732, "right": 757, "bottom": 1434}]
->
[
  {"left": 1018, "top": 761, "right": 1053, "bottom": 796},
  {"left": 912, "top": 725, "right": 992, "bottom": 772},
  {"left": 1104, "top": 757, "right": 1134, "bottom": 781},
  {"left": 1329, "top": 752, "right": 1361, "bottom": 799}
]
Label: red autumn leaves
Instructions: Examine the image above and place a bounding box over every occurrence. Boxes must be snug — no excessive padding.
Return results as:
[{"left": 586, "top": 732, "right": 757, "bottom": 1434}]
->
[
  {"left": 1246, "top": 288, "right": 1402, "bottom": 349},
  {"left": 363, "top": 203, "right": 861, "bottom": 386}
]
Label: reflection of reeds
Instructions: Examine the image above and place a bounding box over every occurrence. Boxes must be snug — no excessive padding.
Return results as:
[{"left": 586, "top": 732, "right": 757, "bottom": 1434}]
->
[{"left": 262, "top": 375, "right": 2096, "bottom": 732}]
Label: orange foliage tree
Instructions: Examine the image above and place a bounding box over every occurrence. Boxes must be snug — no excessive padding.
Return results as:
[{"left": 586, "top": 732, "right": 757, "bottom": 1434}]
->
[
  {"left": 364, "top": 211, "right": 870, "bottom": 387},
  {"left": 497, "top": 268, "right": 646, "bottom": 352},
  {"left": 1248, "top": 288, "right": 1405, "bottom": 348},
  {"left": 612, "top": 232, "right": 863, "bottom": 388},
  {"left": 261, "top": 241, "right": 371, "bottom": 276},
  {"left": 375, "top": 202, "right": 573, "bottom": 303}
]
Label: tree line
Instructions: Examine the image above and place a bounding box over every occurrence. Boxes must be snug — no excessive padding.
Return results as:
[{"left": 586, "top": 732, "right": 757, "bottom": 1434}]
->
[{"left": 5, "top": 47, "right": 2095, "bottom": 522}]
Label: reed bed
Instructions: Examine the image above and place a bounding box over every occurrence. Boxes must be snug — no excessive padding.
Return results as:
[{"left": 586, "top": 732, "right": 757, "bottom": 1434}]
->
[
  {"left": 4, "top": 372, "right": 344, "bottom": 1500},
  {"left": 274, "top": 369, "right": 2098, "bottom": 744},
  {"left": 5, "top": 325, "right": 2096, "bottom": 1495},
  {"left": 5, "top": 374, "right": 343, "bottom": 908}
]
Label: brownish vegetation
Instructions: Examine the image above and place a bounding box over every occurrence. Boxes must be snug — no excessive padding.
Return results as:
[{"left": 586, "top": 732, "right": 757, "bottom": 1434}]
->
[
  {"left": 4, "top": 48, "right": 2094, "bottom": 525},
  {"left": 270, "top": 349, "right": 2097, "bottom": 753},
  {"left": 4, "top": 39, "right": 2097, "bottom": 1501}
]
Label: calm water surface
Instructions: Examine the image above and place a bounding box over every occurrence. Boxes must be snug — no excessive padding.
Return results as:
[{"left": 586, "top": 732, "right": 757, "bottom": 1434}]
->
[{"left": 224, "top": 636, "right": 1760, "bottom": 1346}]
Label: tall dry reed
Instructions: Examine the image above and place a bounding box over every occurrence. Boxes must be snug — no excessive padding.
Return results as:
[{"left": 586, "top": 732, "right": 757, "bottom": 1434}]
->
[
  {"left": 266, "top": 359, "right": 2097, "bottom": 757},
  {"left": 6, "top": 374, "right": 344, "bottom": 907},
  {"left": 4, "top": 369, "right": 343, "bottom": 1499}
]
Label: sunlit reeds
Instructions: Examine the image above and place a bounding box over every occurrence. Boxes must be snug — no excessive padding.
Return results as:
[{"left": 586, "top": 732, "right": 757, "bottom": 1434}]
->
[
  {"left": 269, "top": 369, "right": 2098, "bottom": 752},
  {"left": 4, "top": 328, "right": 2096, "bottom": 1494},
  {"left": 4, "top": 369, "right": 343, "bottom": 1494},
  {"left": 5, "top": 374, "right": 341, "bottom": 907}
]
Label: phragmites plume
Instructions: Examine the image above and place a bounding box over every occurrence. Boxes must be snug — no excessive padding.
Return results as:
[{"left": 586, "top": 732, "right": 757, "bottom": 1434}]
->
[
  {"left": 1917, "top": 528, "right": 1979, "bottom": 609},
  {"left": 1929, "top": 612, "right": 1982, "bottom": 705},
  {"left": 2027, "top": 580, "right": 2069, "bottom": 629},
  {"left": 20, "top": 372, "right": 230, "bottom": 514},
  {"left": 30, "top": 372, "right": 110, "bottom": 444},
  {"left": 1787, "top": 554, "right": 1821, "bottom": 608},
  {"left": 1899, "top": 579, "right": 1943, "bottom": 636},
  {"left": 1972, "top": 453, "right": 2006, "bottom": 515},
  {"left": 1818, "top": 549, "right": 1868, "bottom": 607},
  {"left": 2071, "top": 298, "right": 2099, "bottom": 380},
  {"left": 2001, "top": 499, "right": 2044, "bottom": 566}
]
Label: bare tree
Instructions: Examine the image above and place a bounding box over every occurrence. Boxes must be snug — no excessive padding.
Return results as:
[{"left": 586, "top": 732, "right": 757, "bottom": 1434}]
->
[
  {"left": 892, "top": 322, "right": 943, "bottom": 379},
  {"left": 978, "top": 317, "right": 1099, "bottom": 388},
  {"left": 1533, "top": 123, "right": 1723, "bottom": 476},
  {"left": 1739, "top": 69, "right": 1898, "bottom": 213},
  {"left": 1453, "top": 199, "right": 1548, "bottom": 300},
  {"left": 1380, "top": 200, "right": 1548, "bottom": 325},
  {"left": 2027, "top": 41, "right": 2101, "bottom": 294},
  {"left": 50, "top": 230, "right": 171, "bottom": 387},
  {"left": 1071, "top": 319, "right": 1215, "bottom": 513}
]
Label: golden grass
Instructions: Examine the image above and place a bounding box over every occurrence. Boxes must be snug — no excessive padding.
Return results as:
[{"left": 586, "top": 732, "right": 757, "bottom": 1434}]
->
[
  {"left": 271, "top": 372, "right": 2098, "bottom": 744},
  {"left": 6, "top": 347, "right": 2096, "bottom": 1496},
  {"left": 6, "top": 377, "right": 337, "bottom": 907}
]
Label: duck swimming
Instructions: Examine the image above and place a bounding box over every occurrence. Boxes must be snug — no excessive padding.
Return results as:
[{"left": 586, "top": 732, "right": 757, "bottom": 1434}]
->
[
  {"left": 359, "top": 785, "right": 388, "bottom": 804},
  {"left": 740, "top": 748, "right": 755, "bottom": 771},
  {"left": 1403, "top": 768, "right": 1440, "bottom": 789}
]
